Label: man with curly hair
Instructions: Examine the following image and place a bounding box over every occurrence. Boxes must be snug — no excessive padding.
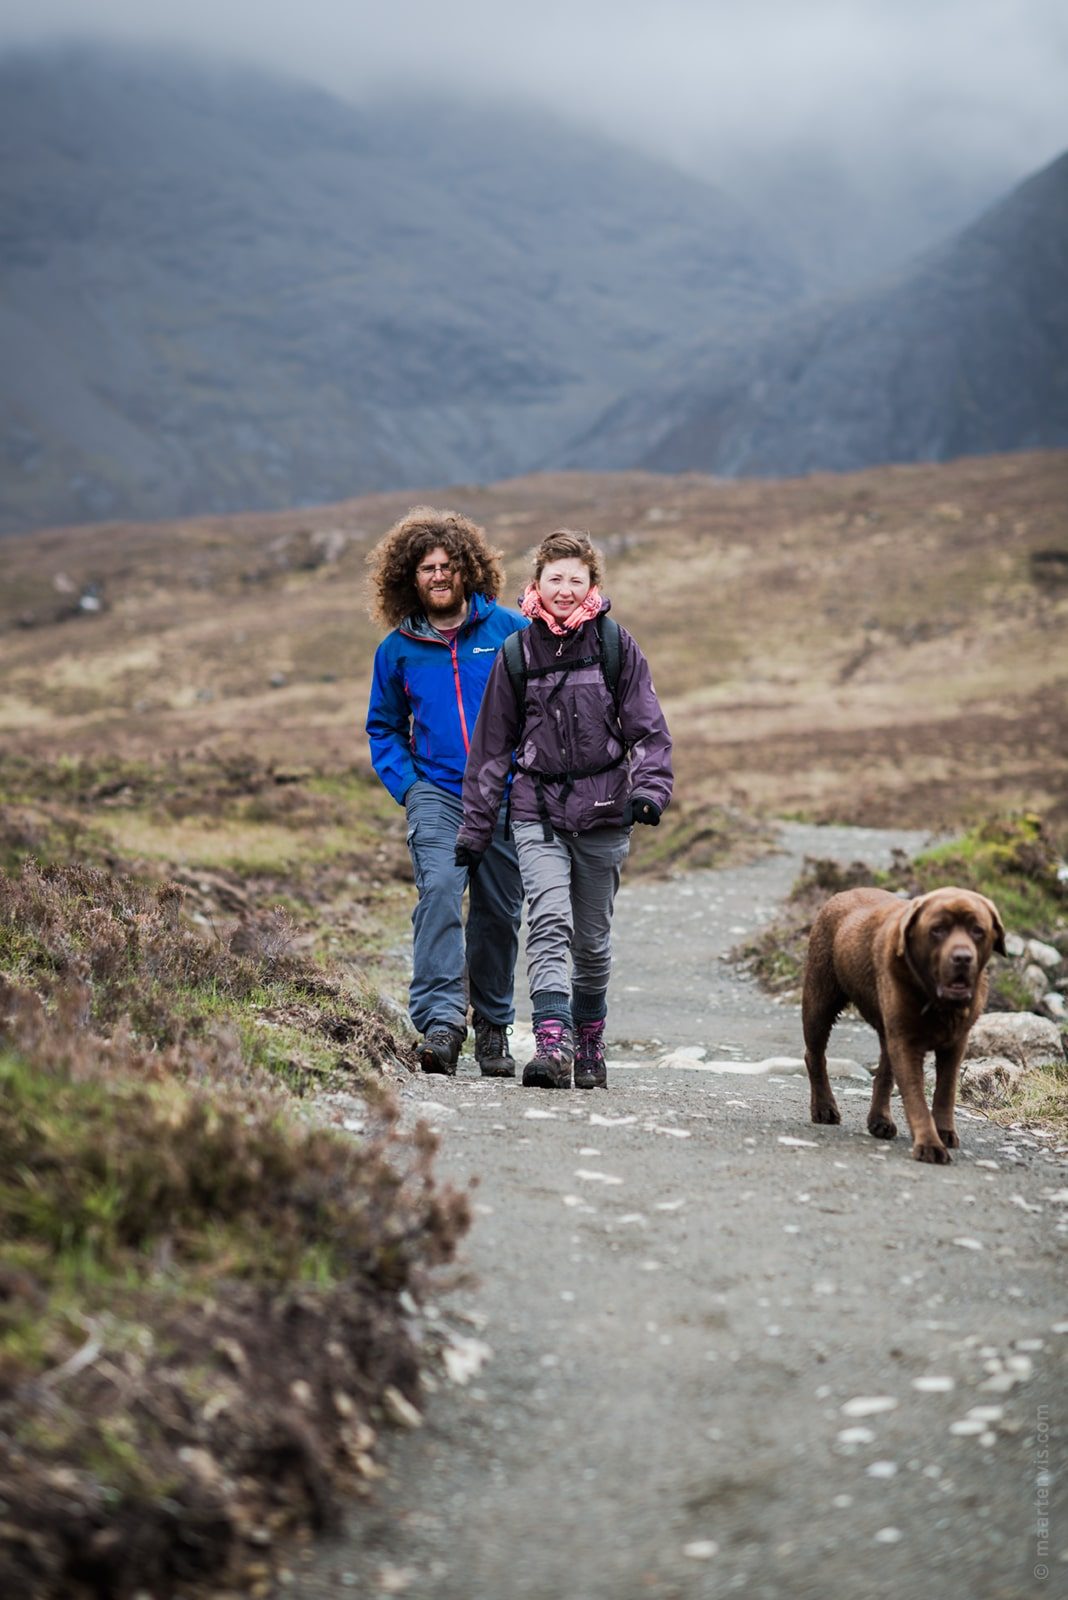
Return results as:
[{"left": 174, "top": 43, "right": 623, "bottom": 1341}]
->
[{"left": 365, "top": 506, "right": 528, "bottom": 1077}]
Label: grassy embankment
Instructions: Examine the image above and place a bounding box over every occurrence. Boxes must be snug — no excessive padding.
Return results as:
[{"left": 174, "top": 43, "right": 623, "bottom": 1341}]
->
[{"left": 0, "top": 754, "right": 469, "bottom": 1598}]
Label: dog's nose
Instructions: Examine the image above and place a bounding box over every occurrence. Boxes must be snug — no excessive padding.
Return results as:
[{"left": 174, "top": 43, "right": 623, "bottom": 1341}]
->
[{"left": 950, "top": 946, "right": 975, "bottom": 971}]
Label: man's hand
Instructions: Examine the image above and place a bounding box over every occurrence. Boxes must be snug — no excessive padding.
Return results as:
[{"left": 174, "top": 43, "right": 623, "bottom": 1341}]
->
[
  {"left": 454, "top": 842, "right": 485, "bottom": 873},
  {"left": 622, "top": 796, "right": 661, "bottom": 827}
]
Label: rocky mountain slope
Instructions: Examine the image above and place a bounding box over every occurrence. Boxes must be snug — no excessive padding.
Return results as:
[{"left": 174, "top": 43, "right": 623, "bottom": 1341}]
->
[
  {"left": 572, "top": 151, "right": 1068, "bottom": 476},
  {"left": 0, "top": 46, "right": 799, "bottom": 533}
]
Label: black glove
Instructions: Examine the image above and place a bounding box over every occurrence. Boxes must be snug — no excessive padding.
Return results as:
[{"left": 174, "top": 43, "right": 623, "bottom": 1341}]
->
[
  {"left": 623, "top": 796, "right": 661, "bottom": 827},
  {"left": 454, "top": 842, "right": 485, "bottom": 873}
]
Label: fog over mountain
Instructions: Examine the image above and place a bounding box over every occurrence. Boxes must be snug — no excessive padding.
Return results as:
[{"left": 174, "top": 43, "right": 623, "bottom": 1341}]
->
[
  {"left": 0, "top": 47, "right": 801, "bottom": 531},
  {"left": 1, "top": 20, "right": 1066, "bottom": 532},
  {"left": 570, "top": 150, "right": 1068, "bottom": 477},
  {"left": 4, "top": 4, "right": 1067, "bottom": 292},
  {"left": 4, "top": 2, "right": 1065, "bottom": 190}
]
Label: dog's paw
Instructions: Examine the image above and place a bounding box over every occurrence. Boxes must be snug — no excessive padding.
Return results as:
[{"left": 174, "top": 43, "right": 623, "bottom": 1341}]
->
[
  {"left": 936, "top": 1126, "right": 960, "bottom": 1149},
  {"left": 867, "top": 1116, "right": 898, "bottom": 1141},
  {"left": 912, "top": 1140, "right": 952, "bottom": 1164},
  {"left": 810, "top": 1100, "right": 841, "bottom": 1126}
]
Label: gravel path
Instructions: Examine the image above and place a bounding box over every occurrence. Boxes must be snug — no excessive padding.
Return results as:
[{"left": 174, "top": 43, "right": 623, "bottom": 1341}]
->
[{"left": 297, "top": 824, "right": 1067, "bottom": 1600}]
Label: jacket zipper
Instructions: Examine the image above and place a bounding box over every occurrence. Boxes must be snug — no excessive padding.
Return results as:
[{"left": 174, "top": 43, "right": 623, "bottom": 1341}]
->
[
  {"left": 450, "top": 638, "right": 470, "bottom": 751},
  {"left": 398, "top": 617, "right": 476, "bottom": 755},
  {"left": 399, "top": 617, "right": 474, "bottom": 753}
]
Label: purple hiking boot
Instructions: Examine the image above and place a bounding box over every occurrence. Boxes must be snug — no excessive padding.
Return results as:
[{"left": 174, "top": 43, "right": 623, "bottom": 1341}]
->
[
  {"left": 574, "top": 1018, "right": 607, "bottom": 1089},
  {"left": 522, "top": 1018, "right": 574, "bottom": 1089}
]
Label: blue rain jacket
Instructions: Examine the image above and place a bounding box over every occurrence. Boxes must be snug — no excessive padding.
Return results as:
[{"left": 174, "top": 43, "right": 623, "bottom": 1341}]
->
[{"left": 366, "top": 594, "right": 528, "bottom": 804}]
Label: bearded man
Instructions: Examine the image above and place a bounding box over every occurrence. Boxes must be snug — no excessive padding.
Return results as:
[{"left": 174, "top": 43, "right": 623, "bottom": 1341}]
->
[{"left": 365, "top": 506, "right": 528, "bottom": 1076}]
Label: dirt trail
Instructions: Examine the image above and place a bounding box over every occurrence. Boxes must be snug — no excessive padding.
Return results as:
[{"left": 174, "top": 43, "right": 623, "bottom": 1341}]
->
[{"left": 297, "top": 824, "right": 1067, "bottom": 1600}]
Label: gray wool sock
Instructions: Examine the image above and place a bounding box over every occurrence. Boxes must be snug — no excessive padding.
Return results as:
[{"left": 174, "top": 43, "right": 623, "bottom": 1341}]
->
[
  {"left": 531, "top": 989, "right": 573, "bottom": 1028},
  {"left": 573, "top": 988, "right": 607, "bottom": 1023}
]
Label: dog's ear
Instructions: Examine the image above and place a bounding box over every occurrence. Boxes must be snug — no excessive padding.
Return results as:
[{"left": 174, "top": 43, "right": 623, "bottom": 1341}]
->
[
  {"left": 895, "top": 894, "right": 929, "bottom": 959},
  {"left": 978, "top": 894, "right": 1007, "bottom": 956}
]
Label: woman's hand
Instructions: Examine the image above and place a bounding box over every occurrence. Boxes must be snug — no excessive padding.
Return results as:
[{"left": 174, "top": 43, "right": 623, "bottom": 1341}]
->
[{"left": 623, "top": 797, "right": 661, "bottom": 827}]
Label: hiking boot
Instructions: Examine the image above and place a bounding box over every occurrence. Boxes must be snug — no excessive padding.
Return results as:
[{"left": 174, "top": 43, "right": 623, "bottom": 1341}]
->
[
  {"left": 522, "top": 1018, "right": 574, "bottom": 1089},
  {"left": 473, "top": 1013, "right": 516, "bottom": 1078},
  {"left": 419, "top": 1022, "right": 466, "bottom": 1076},
  {"left": 574, "top": 1018, "right": 607, "bottom": 1089}
]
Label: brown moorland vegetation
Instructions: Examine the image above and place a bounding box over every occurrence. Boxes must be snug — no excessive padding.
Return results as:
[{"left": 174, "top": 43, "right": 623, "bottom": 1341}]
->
[{"left": 3, "top": 450, "right": 1066, "bottom": 852}]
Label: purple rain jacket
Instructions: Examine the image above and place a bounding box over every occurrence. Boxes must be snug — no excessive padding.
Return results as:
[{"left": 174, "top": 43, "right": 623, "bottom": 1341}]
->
[{"left": 458, "top": 596, "right": 673, "bottom": 851}]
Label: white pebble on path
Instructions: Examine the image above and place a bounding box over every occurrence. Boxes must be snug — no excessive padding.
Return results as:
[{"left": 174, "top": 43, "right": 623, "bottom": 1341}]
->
[{"left": 842, "top": 1396, "right": 898, "bottom": 1418}]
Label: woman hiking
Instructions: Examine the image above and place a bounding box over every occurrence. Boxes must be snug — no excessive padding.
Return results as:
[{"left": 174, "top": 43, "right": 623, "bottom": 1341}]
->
[{"left": 455, "top": 528, "right": 673, "bottom": 1089}]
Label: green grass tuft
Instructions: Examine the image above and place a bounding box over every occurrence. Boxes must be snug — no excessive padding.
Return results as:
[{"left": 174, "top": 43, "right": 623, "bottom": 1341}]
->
[{"left": 898, "top": 813, "right": 1066, "bottom": 934}]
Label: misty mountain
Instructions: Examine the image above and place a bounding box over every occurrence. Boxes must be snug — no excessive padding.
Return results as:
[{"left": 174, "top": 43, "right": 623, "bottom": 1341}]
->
[
  {"left": 0, "top": 46, "right": 802, "bottom": 533},
  {"left": 714, "top": 142, "right": 1020, "bottom": 293},
  {"left": 570, "top": 151, "right": 1068, "bottom": 478}
]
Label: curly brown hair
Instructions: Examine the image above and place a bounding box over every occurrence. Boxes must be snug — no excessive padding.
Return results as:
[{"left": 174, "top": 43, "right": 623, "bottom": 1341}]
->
[
  {"left": 366, "top": 506, "right": 508, "bottom": 628},
  {"left": 531, "top": 528, "right": 604, "bottom": 587}
]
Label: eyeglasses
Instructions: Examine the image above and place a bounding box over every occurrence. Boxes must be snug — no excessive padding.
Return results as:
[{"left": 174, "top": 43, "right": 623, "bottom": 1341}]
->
[{"left": 417, "top": 562, "right": 454, "bottom": 577}]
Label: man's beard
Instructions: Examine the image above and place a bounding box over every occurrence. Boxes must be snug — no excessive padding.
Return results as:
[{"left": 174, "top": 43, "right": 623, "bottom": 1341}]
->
[{"left": 420, "top": 578, "right": 464, "bottom": 617}]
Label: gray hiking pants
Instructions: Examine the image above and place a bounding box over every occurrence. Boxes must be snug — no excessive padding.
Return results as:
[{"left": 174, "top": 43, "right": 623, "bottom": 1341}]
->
[
  {"left": 512, "top": 822, "right": 630, "bottom": 1004},
  {"left": 405, "top": 781, "right": 522, "bottom": 1035}
]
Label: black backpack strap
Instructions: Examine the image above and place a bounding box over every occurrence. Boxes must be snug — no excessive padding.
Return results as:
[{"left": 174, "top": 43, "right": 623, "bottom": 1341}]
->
[
  {"left": 502, "top": 629, "right": 527, "bottom": 714},
  {"left": 505, "top": 618, "right": 620, "bottom": 704},
  {"left": 596, "top": 613, "right": 623, "bottom": 703},
  {"left": 501, "top": 630, "right": 527, "bottom": 837}
]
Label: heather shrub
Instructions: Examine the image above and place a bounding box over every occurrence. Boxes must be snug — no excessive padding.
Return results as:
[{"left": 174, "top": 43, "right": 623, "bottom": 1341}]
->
[
  {"left": 0, "top": 849, "right": 465, "bottom": 1596},
  {"left": 0, "top": 984, "right": 468, "bottom": 1597},
  {"left": 0, "top": 861, "right": 318, "bottom": 1043}
]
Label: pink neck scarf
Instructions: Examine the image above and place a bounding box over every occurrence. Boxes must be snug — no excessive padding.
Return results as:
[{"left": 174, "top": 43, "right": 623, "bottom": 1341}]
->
[{"left": 520, "top": 583, "right": 603, "bottom": 637}]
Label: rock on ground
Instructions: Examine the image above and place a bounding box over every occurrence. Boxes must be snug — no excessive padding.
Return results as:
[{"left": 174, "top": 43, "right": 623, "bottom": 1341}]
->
[{"left": 966, "top": 1012, "right": 1065, "bottom": 1069}]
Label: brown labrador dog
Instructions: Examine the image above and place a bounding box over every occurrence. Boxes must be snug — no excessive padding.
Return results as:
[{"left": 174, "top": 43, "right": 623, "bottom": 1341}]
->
[{"left": 802, "top": 886, "right": 1006, "bottom": 1163}]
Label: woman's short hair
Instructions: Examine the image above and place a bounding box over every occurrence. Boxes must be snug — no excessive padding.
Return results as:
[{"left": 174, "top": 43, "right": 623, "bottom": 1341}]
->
[{"left": 531, "top": 528, "right": 604, "bottom": 587}]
